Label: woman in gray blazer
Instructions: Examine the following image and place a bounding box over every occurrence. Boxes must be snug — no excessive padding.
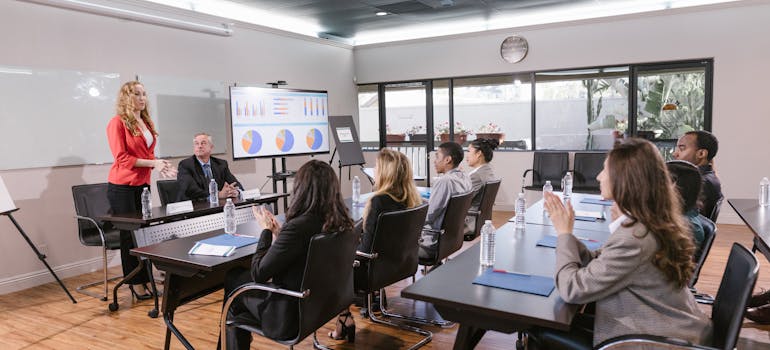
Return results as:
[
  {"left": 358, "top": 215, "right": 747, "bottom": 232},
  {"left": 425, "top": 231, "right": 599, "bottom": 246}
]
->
[{"left": 537, "top": 138, "right": 712, "bottom": 348}]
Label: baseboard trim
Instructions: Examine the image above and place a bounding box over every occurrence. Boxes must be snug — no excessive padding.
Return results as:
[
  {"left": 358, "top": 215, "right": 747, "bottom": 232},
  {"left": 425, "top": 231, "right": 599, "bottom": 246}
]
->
[{"left": 0, "top": 252, "right": 119, "bottom": 295}]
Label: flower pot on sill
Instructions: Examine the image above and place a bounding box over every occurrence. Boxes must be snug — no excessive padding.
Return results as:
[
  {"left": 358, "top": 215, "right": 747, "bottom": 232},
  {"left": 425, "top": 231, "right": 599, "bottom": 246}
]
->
[
  {"left": 439, "top": 133, "right": 468, "bottom": 144},
  {"left": 386, "top": 134, "right": 406, "bottom": 142},
  {"left": 475, "top": 133, "right": 505, "bottom": 143}
]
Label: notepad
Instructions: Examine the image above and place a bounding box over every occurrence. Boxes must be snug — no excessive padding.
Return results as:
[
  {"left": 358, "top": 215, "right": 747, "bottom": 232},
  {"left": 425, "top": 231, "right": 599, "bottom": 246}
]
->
[
  {"left": 472, "top": 269, "right": 554, "bottom": 297},
  {"left": 536, "top": 234, "right": 603, "bottom": 251},
  {"left": 188, "top": 242, "right": 236, "bottom": 257},
  {"left": 580, "top": 198, "right": 614, "bottom": 206}
]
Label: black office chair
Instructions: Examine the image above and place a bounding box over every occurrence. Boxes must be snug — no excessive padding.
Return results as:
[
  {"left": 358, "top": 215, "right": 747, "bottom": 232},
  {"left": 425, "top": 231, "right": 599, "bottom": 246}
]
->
[
  {"left": 595, "top": 243, "right": 758, "bottom": 350},
  {"left": 572, "top": 152, "right": 606, "bottom": 194},
  {"left": 221, "top": 229, "right": 358, "bottom": 350},
  {"left": 522, "top": 152, "right": 569, "bottom": 192},
  {"left": 465, "top": 179, "right": 502, "bottom": 241},
  {"left": 355, "top": 204, "right": 432, "bottom": 349},
  {"left": 420, "top": 191, "right": 474, "bottom": 269},
  {"left": 71, "top": 183, "right": 123, "bottom": 301},
  {"left": 690, "top": 215, "right": 716, "bottom": 304},
  {"left": 707, "top": 195, "right": 724, "bottom": 223},
  {"left": 156, "top": 179, "right": 179, "bottom": 206}
]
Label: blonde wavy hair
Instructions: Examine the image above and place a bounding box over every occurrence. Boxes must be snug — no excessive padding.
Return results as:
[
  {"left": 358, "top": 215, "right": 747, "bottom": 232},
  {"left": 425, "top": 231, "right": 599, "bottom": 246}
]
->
[
  {"left": 363, "top": 149, "right": 423, "bottom": 227},
  {"left": 116, "top": 81, "right": 157, "bottom": 137}
]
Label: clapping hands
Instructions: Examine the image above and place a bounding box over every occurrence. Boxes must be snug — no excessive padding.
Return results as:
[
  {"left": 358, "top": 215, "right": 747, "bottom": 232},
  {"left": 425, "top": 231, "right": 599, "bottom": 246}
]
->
[
  {"left": 543, "top": 191, "right": 575, "bottom": 235},
  {"left": 252, "top": 205, "right": 281, "bottom": 238}
]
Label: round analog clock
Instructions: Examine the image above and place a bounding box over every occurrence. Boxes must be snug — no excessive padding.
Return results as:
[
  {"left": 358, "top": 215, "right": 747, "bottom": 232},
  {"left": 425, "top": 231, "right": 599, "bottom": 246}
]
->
[{"left": 500, "top": 35, "right": 529, "bottom": 63}]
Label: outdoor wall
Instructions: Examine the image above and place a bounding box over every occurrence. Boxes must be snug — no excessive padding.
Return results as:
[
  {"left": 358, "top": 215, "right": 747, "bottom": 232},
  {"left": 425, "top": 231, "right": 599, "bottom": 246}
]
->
[
  {"left": 354, "top": 1, "right": 770, "bottom": 223},
  {"left": 0, "top": 0, "right": 356, "bottom": 294}
]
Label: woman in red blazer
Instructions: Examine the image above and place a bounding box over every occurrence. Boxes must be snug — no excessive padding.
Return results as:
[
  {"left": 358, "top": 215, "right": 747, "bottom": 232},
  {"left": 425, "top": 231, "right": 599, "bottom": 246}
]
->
[{"left": 106, "top": 81, "right": 176, "bottom": 299}]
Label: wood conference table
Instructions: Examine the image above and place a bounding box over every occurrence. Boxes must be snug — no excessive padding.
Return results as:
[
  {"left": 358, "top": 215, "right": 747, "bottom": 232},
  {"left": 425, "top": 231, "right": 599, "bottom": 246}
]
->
[
  {"left": 402, "top": 193, "right": 611, "bottom": 350},
  {"left": 728, "top": 198, "right": 770, "bottom": 262}
]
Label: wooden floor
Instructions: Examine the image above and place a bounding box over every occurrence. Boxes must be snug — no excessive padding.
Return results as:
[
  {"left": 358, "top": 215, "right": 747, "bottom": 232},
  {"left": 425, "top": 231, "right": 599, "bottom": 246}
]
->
[{"left": 4, "top": 211, "right": 770, "bottom": 349}]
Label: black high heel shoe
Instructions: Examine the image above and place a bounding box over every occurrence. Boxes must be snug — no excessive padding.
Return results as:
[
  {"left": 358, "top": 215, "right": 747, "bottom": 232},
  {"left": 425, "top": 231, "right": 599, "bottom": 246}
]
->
[
  {"left": 328, "top": 311, "right": 355, "bottom": 343},
  {"left": 129, "top": 284, "right": 153, "bottom": 301}
]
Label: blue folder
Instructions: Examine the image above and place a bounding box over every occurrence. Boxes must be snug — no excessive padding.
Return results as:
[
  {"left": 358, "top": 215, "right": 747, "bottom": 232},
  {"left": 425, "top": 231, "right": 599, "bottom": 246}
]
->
[
  {"left": 197, "top": 234, "right": 258, "bottom": 249},
  {"left": 580, "top": 198, "right": 613, "bottom": 206},
  {"left": 536, "top": 234, "right": 602, "bottom": 251},
  {"left": 472, "top": 269, "right": 554, "bottom": 297}
]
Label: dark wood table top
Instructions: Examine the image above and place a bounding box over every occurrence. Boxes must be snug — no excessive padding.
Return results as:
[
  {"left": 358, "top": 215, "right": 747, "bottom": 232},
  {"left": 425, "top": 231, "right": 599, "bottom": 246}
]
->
[
  {"left": 100, "top": 193, "right": 288, "bottom": 227},
  {"left": 729, "top": 198, "right": 770, "bottom": 244},
  {"left": 130, "top": 220, "right": 263, "bottom": 273},
  {"left": 402, "top": 220, "right": 609, "bottom": 331},
  {"left": 524, "top": 192, "right": 610, "bottom": 232}
]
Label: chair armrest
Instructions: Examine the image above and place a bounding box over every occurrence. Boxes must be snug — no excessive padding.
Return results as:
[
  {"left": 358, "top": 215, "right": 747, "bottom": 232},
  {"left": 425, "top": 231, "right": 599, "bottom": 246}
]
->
[
  {"left": 356, "top": 251, "right": 378, "bottom": 260},
  {"left": 75, "top": 215, "right": 107, "bottom": 245},
  {"left": 595, "top": 334, "right": 716, "bottom": 350},
  {"left": 422, "top": 228, "right": 444, "bottom": 235},
  {"left": 467, "top": 210, "right": 480, "bottom": 218}
]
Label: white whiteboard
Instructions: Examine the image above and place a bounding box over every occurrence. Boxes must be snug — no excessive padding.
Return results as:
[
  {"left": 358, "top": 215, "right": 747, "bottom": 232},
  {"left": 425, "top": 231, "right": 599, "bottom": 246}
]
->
[
  {"left": 0, "top": 65, "right": 120, "bottom": 170},
  {"left": 0, "top": 67, "right": 230, "bottom": 170}
]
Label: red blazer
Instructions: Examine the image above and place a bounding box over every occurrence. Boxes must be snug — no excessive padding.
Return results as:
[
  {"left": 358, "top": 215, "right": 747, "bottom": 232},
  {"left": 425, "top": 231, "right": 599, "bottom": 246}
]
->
[{"left": 107, "top": 115, "right": 156, "bottom": 186}]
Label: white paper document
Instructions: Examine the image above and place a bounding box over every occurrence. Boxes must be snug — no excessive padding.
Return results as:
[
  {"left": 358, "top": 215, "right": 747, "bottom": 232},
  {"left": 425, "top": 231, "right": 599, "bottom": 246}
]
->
[
  {"left": 574, "top": 210, "right": 603, "bottom": 219},
  {"left": 188, "top": 242, "right": 236, "bottom": 257},
  {"left": 0, "top": 176, "right": 17, "bottom": 213},
  {"left": 166, "top": 200, "right": 194, "bottom": 215}
]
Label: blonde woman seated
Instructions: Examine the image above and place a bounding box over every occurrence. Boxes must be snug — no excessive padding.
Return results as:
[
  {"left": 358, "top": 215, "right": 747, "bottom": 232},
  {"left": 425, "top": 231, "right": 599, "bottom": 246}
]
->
[
  {"left": 531, "top": 138, "right": 712, "bottom": 349},
  {"left": 329, "top": 149, "right": 423, "bottom": 342}
]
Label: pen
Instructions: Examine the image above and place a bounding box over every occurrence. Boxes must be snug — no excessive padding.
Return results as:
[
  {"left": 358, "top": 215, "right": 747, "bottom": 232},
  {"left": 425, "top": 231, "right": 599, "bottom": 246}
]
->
[
  {"left": 492, "top": 269, "right": 528, "bottom": 276},
  {"left": 576, "top": 236, "right": 599, "bottom": 243}
]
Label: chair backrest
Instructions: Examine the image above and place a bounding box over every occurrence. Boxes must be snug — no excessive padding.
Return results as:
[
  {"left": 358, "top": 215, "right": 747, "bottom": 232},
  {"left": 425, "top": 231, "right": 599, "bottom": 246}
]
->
[
  {"left": 156, "top": 179, "right": 179, "bottom": 206},
  {"left": 434, "top": 191, "right": 474, "bottom": 263},
  {"left": 473, "top": 180, "right": 502, "bottom": 235},
  {"left": 707, "top": 195, "right": 724, "bottom": 222},
  {"left": 711, "top": 243, "right": 758, "bottom": 350},
  {"left": 689, "top": 215, "right": 716, "bottom": 288},
  {"left": 71, "top": 183, "right": 113, "bottom": 246},
  {"left": 526, "top": 152, "right": 569, "bottom": 189},
  {"left": 572, "top": 152, "right": 606, "bottom": 193},
  {"left": 363, "top": 204, "right": 429, "bottom": 292},
  {"left": 294, "top": 229, "right": 358, "bottom": 343}
]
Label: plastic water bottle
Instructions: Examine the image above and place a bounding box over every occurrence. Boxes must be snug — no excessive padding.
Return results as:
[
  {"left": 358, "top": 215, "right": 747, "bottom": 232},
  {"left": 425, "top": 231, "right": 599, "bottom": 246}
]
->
[
  {"left": 543, "top": 180, "right": 553, "bottom": 193},
  {"left": 352, "top": 176, "right": 361, "bottom": 203},
  {"left": 515, "top": 193, "right": 526, "bottom": 229},
  {"left": 761, "top": 177, "right": 770, "bottom": 206},
  {"left": 562, "top": 172, "right": 573, "bottom": 200},
  {"left": 480, "top": 220, "right": 496, "bottom": 267},
  {"left": 141, "top": 187, "right": 152, "bottom": 218},
  {"left": 224, "top": 198, "right": 236, "bottom": 234},
  {"left": 209, "top": 179, "right": 219, "bottom": 206}
]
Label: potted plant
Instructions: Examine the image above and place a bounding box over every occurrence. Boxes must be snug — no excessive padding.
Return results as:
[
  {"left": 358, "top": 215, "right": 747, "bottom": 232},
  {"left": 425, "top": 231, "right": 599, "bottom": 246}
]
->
[
  {"left": 385, "top": 124, "right": 405, "bottom": 142},
  {"left": 475, "top": 122, "right": 504, "bottom": 143},
  {"left": 435, "top": 121, "right": 470, "bottom": 144}
]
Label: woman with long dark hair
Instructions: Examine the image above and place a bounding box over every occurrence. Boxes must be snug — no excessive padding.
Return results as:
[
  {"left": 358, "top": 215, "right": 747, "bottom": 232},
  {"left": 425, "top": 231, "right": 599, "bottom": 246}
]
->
[
  {"left": 535, "top": 138, "right": 712, "bottom": 348},
  {"left": 222, "top": 160, "right": 354, "bottom": 349}
]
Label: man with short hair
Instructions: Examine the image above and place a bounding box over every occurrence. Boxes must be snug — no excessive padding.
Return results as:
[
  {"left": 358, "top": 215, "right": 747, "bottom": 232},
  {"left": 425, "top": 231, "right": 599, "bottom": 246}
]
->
[
  {"left": 672, "top": 130, "right": 722, "bottom": 220},
  {"left": 418, "top": 142, "right": 472, "bottom": 260},
  {"left": 176, "top": 133, "right": 242, "bottom": 202}
]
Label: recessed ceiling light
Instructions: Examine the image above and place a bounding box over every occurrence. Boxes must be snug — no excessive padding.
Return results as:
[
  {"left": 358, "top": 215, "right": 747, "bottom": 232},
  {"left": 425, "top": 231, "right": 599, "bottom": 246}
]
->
[{"left": 376, "top": 11, "right": 388, "bottom": 16}]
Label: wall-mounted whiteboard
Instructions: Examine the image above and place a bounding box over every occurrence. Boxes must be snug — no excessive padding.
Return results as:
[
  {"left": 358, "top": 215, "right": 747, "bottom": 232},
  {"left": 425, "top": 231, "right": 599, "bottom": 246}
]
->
[
  {"left": 0, "top": 65, "right": 120, "bottom": 170},
  {"left": 138, "top": 75, "right": 229, "bottom": 158},
  {"left": 0, "top": 66, "right": 230, "bottom": 170}
]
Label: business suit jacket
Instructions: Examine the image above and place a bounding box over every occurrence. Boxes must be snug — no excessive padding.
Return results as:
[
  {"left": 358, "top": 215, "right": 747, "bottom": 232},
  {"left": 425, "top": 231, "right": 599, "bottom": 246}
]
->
[
  {"left": 250, "top": 213, "right": 323, "bottom": 340},
  {"left": 176, "top": 155, "right": 241, "bottom": 202},
  {"left": 555, "top": 220, "right": 712, "bottom": 346}
]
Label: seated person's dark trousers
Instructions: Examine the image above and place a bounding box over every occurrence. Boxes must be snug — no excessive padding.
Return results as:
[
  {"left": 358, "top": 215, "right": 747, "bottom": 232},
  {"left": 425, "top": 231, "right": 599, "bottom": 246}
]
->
[{"left": 221, "top": 267, "right": 266, "bottom": 350}]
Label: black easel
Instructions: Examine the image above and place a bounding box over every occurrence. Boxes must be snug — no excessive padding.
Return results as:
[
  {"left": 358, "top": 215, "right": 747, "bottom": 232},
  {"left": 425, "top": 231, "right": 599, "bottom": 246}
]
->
[
  {"left": 270, "top": 157, "right": 294, "bottom": 212},
  {"left": 328, "top": 147, "right": 368, "bottom": 184},
  {"left": 2, "top": 208, "right": 76, "bottom": 303}
]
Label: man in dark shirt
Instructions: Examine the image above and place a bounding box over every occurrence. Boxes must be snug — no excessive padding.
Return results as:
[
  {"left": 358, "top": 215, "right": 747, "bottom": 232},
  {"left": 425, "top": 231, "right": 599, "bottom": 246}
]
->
[
  {"left": 176, "top": 133, "right": 242, "bottom": 202},
  {"left": 672, "top": 130, "right": 722, "bottom": 221}
]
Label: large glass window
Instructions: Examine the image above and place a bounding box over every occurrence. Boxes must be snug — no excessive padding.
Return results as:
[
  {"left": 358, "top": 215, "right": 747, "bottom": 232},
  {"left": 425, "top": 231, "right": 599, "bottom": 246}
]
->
[
  {"left": 453, "top": 74, "right": 531, "bottom": 150},
  {"left": 357, "top": 84, "right": 379, "bottom": 150},
  {"left": 383, "top": 82, "right": 426, "bottom": 144},
  {"left": 535, "top": 67, "right": 629, "bottom": 150},
  {"left": 636, "top": 66, "right": 707, "bottom": 140}
]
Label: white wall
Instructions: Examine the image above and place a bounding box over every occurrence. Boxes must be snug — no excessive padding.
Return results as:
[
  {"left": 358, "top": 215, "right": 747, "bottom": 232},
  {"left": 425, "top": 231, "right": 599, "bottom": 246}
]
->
[
  {"left": 0, "top": 0, "right": 356, "bottom": 293},
  {"left": 354, "top": 1, "right": 770, "bottom": 222}
]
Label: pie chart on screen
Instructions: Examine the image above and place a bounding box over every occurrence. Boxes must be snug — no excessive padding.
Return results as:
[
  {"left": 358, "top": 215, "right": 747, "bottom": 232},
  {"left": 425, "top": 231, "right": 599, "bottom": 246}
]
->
[
  {"left": 276, "top": 129, "right": 294, "bottom": 152},
  {"left": 306, "top": 128, "right": 323, "bottom": 150},
  {"left": 241, "top": 130, "right": 262, "bottom": 154}
]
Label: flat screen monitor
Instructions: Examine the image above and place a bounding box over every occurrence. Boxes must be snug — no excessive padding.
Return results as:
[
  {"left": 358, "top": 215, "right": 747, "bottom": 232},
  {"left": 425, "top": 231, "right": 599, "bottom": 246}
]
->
[{"left": 230, "top": 86, "right": 330, "bottom": 159}]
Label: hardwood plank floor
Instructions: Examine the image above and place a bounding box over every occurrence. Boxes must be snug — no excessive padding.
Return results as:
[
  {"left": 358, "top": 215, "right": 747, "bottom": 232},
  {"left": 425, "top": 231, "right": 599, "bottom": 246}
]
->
[{"left": 2, "top": 211, "right": 770, "bottom": 349}]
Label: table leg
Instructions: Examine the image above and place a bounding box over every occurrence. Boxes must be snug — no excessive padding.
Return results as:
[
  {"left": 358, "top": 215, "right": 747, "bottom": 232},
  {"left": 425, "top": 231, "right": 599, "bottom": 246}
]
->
[
  {"left": 453, "top": 323, "right": 486, "bottom": 350},
  {"left": 161, "top": 273, "right": 194, "bottom": 350}
]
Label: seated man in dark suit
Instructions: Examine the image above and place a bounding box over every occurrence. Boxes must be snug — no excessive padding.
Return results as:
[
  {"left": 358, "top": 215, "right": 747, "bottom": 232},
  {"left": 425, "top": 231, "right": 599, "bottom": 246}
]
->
[
  {"left": 176, "top": 133, "right": 242, "bottom": 202},
  {"left": 672, "top": 130, "right": 722, "bottom": 220}
]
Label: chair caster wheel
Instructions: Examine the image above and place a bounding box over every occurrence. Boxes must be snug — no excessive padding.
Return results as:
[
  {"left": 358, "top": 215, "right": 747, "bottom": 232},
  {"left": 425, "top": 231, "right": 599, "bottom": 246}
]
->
[
  {"left": 359, "top": 308, "right": 369, "bottom": 318},
  {"left": 148, "top": 309, "right": 159, "bottom": 318},
  {"left": 108, "top": 302, "right": 119, "bottom": 312}
]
